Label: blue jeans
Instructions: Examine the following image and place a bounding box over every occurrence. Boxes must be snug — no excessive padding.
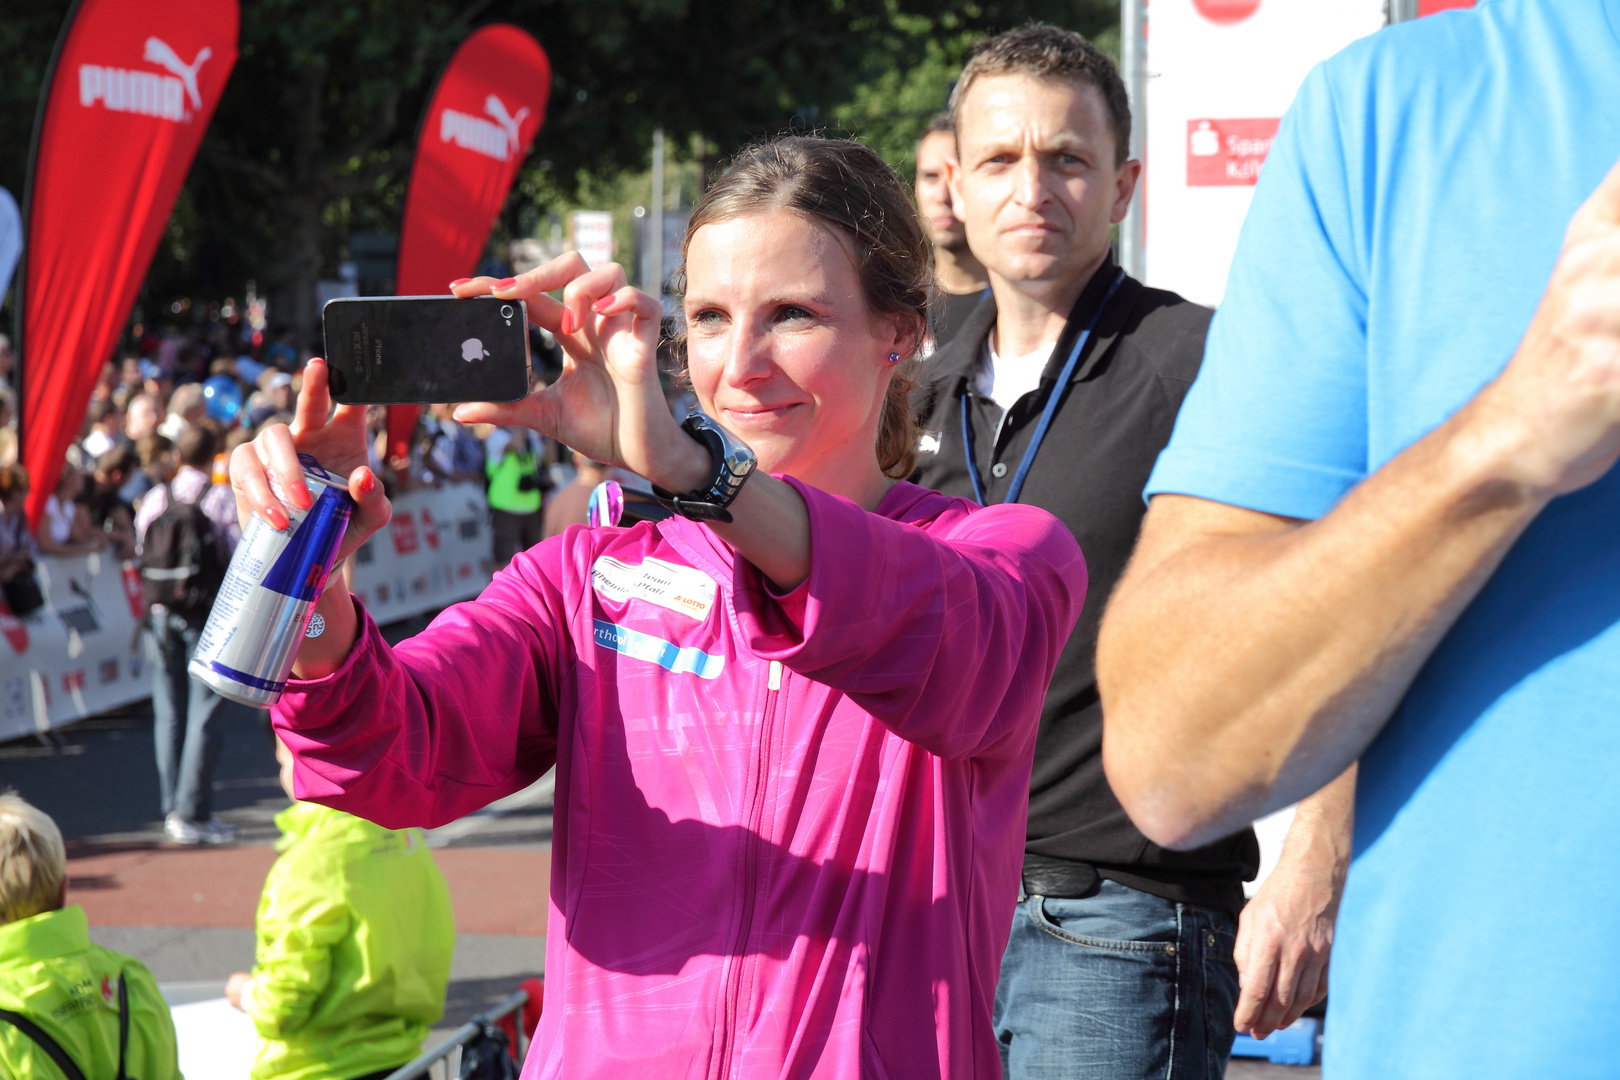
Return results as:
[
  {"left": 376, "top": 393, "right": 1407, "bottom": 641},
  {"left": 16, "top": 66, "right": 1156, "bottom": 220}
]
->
[
  {"left": 151, "top": 617, "right": 226, "bottom": 822},
  {"left": 995, "top": 879, "right": 1240, "bottom": 1080}
]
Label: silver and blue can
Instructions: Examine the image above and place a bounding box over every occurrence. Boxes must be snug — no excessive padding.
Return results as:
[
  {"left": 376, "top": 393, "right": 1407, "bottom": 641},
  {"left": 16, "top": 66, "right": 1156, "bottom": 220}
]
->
[{"left": 189, "top": 454, "right": 354, "bottom": 707}]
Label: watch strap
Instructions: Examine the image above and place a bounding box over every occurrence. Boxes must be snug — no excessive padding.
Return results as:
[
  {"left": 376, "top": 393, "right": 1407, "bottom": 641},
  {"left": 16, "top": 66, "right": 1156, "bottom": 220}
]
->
[{"left": 651, "top": 414, "right": 755, "bottom": 522}]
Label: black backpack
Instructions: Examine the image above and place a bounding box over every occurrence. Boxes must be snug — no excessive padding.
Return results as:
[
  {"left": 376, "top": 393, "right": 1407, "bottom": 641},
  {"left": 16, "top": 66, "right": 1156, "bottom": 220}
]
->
[
  {"left": 458, "top": 1021, "right": 520, "bottom": 1080},
  {"left": 138, "top": 484, "right": 227, "bottom": 619},
  {"left": 0, "top": 971, "right": 136, "bottom": 1080}
]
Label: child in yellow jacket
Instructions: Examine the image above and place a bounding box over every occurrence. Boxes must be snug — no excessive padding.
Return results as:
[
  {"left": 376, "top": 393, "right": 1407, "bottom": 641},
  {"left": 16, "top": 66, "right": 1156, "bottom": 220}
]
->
[
  {"left": 227, "top": 739, "right": 455, "bottom": 1080},
  {"left": 0, "top": 792, "right": 180, "bottom": 1080}
]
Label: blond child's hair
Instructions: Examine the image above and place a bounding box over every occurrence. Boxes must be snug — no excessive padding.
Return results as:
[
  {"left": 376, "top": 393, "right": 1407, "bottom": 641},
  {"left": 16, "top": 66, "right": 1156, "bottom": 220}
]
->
[{"left": 0, "top": 792, "right": 66, "bottom": 924}]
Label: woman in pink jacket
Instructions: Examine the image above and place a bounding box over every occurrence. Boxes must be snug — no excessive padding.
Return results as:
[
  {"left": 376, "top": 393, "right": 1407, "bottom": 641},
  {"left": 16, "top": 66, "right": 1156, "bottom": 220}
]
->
[{"left": 234, "top": 136, "right": 1086, "bottom": 1079}]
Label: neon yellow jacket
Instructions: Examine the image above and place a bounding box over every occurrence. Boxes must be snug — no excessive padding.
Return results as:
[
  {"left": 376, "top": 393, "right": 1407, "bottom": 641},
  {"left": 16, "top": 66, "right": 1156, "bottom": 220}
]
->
[
  {"left": 0, "top": 905, "right": 180, "bottom": 1080},
  {"left": 486, "top": 430, "right": 542, "bottom": 514},
  {"left": 243, "top": 802, "right": 454, "bottom": 1080}
]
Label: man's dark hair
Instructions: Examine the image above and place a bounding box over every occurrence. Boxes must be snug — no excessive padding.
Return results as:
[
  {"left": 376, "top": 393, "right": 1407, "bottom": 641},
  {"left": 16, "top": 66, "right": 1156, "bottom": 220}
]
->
[
  {"left": 949, "top": 23, "right": 1132, "bottom": 166},
  {"left": 176, "top": 427, "right": 218, "bottom": 470},
  {"left": 924, "top": 110, "right": 954, "bottom": 137}
]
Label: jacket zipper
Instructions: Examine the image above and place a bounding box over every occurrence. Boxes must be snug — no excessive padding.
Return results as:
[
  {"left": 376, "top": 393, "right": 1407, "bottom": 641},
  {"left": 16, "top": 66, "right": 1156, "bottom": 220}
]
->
[{"left": 716, "top": 659, "right": 783, "bottom": 1080}]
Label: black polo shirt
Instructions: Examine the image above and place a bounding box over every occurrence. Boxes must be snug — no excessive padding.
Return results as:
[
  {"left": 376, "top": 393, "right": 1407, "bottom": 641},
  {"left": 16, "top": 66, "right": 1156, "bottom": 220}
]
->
[{"left": 912, "top": 255, "right": 1258, "bottom": 918}]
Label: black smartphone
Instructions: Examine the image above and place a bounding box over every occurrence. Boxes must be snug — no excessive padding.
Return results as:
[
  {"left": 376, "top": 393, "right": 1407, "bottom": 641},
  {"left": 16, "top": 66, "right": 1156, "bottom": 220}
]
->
[{"left": 321, "top": 295, "right": 531, "bottom": 404}]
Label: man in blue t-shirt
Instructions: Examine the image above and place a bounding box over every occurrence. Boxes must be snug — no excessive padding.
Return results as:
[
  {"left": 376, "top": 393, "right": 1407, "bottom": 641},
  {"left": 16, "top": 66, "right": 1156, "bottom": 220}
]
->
[{"left": 1094, "top": 1, "right": 1620, "bottom": 1076}]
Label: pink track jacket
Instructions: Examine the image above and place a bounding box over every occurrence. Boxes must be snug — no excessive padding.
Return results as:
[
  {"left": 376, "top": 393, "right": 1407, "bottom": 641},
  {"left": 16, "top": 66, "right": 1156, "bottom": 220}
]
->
[{"left": 272, "top": 479, "right": 1085, "bottom": 1079}]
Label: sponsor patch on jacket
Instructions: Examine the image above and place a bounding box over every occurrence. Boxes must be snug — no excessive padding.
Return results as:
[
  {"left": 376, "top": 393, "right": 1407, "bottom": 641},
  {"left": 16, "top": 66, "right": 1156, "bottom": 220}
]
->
[
  {"left": 591, "top": 556, "right": 716, "bottom": 621},
  {"left": 593, "top": 619, "right": 725, "bottom": 680}
]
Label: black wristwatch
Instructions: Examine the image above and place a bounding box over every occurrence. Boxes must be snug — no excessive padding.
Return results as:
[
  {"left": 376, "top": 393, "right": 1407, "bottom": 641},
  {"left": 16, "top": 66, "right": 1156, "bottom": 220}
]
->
[{"left": 651, "top": 413, "right": 757, "bottom": 523}]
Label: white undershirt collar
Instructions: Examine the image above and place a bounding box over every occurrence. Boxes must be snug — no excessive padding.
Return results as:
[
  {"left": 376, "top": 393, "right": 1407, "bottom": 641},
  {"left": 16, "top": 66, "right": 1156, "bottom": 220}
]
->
[{"left": 974, "top": 331, "right": 1058, "bottom": 412}]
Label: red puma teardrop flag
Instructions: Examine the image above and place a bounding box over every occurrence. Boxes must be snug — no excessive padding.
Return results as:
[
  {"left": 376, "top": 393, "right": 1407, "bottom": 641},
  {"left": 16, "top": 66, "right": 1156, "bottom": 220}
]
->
[
  {"left": 388, "top": 24, "right": 551, "bottom": 461},
  {"left": 20, "top": 0, "right": 238, "bottom": 525}
]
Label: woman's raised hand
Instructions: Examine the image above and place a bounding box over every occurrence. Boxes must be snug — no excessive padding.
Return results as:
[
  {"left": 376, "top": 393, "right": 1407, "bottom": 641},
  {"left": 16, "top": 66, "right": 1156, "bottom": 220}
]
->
[
  {"left": 228, "top": 358, "right": 391, "bottom": 563},
  {"left": 451, "top": 253, "right": 709, "bottom": 493}
]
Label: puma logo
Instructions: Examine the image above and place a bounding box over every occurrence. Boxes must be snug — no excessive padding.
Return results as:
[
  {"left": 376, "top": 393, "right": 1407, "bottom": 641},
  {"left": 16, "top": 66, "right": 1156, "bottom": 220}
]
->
[
  {"left": 483, "top": 94, "right": 531, "bottom": 155},
  {"left": 440, "top": 94, "right": 533, "bottom": 162},
  {"left": 78, "top": 36, "right": 213, "bottom": 123},
  {"left": 142, "top": 37, "right": 212, "bottom": 110}
]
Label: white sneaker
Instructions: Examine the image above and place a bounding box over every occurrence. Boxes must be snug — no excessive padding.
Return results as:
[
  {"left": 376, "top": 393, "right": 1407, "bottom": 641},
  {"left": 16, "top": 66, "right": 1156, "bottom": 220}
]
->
[
  {"left": 164, "top": 813, "right": 236, "bottom": 845},
  {"left": 164, "top": 813, "right": 202, "bottom": 844}
]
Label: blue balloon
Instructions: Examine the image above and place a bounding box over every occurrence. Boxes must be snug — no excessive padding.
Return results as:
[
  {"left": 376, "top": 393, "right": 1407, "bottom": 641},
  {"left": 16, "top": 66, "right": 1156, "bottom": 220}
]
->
[{"left": 202, "top": 374, "right": 244, "bottom": 422}]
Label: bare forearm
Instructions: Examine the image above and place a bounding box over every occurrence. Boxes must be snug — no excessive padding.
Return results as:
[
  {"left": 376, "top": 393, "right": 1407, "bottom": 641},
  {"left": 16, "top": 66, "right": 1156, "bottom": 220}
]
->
[
  {"left": 709, "top": 475, "right": 811, "bottom": 592},
  {"left": 1099, "top": 396, "right": 1546, "bottom": 846},
  {"left": 1281, "top": 763, "right": 1355, "bottom": 893},
  {"left": 650, "top": 438, "right": 813, "bottom": 594}
]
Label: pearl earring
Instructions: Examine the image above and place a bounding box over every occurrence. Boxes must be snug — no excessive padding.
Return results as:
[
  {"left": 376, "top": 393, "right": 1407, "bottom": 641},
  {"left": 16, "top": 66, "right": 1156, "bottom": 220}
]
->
[{"left": 887, "top": 352, "right": 901, "bottom": 363}]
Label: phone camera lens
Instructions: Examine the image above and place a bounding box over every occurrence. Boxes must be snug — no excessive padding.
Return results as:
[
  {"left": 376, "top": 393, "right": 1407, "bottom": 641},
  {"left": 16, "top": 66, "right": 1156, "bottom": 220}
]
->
[{"left": 500, "top": 305, "right": 514, "bottom": 320}]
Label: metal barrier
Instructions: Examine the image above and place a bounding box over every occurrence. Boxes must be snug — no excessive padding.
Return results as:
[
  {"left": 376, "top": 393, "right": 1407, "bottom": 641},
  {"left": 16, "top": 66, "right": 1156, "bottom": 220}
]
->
[{"left": 385, "top": 977, "right": 542, "bottom": 1080}]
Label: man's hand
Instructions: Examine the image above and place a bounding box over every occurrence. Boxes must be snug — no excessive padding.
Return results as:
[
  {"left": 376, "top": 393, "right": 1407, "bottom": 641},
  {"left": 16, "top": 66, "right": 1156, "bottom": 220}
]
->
[
  {"left": 1233, "top": 765, "right": 1355, "bottom": 1039},
  {"left": 225, "top": 971, "right": 252, "bottom": 1012}
]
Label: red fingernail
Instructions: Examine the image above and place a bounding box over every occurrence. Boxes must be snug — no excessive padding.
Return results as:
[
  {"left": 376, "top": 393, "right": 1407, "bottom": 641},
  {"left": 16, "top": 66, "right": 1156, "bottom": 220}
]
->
[
  {"left": 358, "top": 470, "right": 375, "bottom": 496},
  {"left": 559, "top": 308, "right": 576, "bottom": 335},
  {"left": 266, "top": 507, "right": 289, "bottom": 531},
  {"left": 591, "top": 297, "right": 614, "bottom": 314},
  {"left": 494, "top": 277, "right": 517, "bottom": 290},
  {"left": 449, "top": 278, "right": 472, "bottom": 288}
]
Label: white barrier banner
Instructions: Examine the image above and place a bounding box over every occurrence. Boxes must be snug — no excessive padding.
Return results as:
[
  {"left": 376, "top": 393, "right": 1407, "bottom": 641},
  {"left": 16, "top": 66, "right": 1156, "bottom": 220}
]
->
[
  {"left": 0, "top": 483, "right": 495, "bottom": 742},
  {"left": 348, "top": 481, "right": 495, "bottom": 626},
  {"left": 1144, "top": 0, "right": 1385, "bottom": 306},
  {"left": 0, "top": 551, "right": 152, "bottom": 742}
]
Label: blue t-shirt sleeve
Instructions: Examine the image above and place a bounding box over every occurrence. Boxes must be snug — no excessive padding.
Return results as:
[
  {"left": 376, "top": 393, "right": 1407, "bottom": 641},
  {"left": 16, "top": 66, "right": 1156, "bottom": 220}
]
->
[{"left": 1146, "top": 62, "right": 1370, "bottom": 521}]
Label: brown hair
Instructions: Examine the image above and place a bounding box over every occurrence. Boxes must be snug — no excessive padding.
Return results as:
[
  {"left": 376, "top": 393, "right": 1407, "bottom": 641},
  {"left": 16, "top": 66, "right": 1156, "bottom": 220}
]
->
[
  {"left": 0, "top": 464, "right": 28, "bottom": 501},
  {"left": 136, "top": 434, "right": 173, "bottom": 469},
  {"left": 675, "top": 136, "right": 932, "bottom": 479},
  {"left": 177, "top": 426, "right": 219, "bottom": 469},
  {"left": 950, "top": 23, "right": 1132, "bottom": 167}
]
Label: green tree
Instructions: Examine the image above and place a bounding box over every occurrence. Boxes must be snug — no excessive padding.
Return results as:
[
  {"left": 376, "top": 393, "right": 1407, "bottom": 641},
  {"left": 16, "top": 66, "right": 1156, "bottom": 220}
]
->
[{"left": 0, "top": 0, "right": 1115, "bottom": 344}]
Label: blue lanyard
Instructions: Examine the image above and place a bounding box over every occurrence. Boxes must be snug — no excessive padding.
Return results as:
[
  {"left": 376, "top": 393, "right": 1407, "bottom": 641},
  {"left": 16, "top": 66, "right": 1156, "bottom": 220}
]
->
[{"left": 961, "top": 269, "right": 1126, "bottom": 506}]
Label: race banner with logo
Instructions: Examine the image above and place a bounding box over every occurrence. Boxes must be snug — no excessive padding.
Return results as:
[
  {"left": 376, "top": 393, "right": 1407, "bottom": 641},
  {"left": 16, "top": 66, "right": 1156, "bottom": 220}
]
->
[
  {"left": 0, "top": 483, "right": 493, "bottom": 740},
  {"left": 18, "top": 0, "right": 238, "bottom": 527},
  {"left": 347, "top": 481, "right": 495, "bottom": 626},
  {"left": 0, "top": 552, "right": 151, "bottom": 743},
  {"left": 1142, "top": 0, "right": 1384, "bottom": 306},
  {"left": 388, "top": 24, "right": 551, "bottom": 460}
]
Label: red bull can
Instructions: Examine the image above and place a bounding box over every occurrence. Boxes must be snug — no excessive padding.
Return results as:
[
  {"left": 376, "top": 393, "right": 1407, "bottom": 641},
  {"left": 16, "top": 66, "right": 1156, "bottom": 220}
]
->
[{"left": 189, "top": 454, "right": 354, "bottom": 706}]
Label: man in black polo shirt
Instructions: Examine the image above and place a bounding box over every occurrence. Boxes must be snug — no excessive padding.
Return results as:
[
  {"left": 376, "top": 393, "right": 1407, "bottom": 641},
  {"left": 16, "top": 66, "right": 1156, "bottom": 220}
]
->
[{"left": 913, "top": 25, "right": 1356, "bottom": 1079}]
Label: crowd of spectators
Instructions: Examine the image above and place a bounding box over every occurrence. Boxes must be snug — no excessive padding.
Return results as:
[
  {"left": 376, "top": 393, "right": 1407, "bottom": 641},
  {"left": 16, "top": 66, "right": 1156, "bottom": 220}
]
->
[{"left": 0, "top": 314, "right": 622, "bottom": 576}]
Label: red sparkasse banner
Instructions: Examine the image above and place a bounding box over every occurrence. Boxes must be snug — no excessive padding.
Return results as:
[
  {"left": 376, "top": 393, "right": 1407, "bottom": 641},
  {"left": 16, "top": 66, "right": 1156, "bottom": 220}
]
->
[
  {"left": 388, "top": 24, "right": 551, "bottom": 460},
  {"left": 20, "top": 0, "right": 238, "bottom": 526},
  {"left": 1418, "top": 0, "right": 1474, "bottom": 14}
]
